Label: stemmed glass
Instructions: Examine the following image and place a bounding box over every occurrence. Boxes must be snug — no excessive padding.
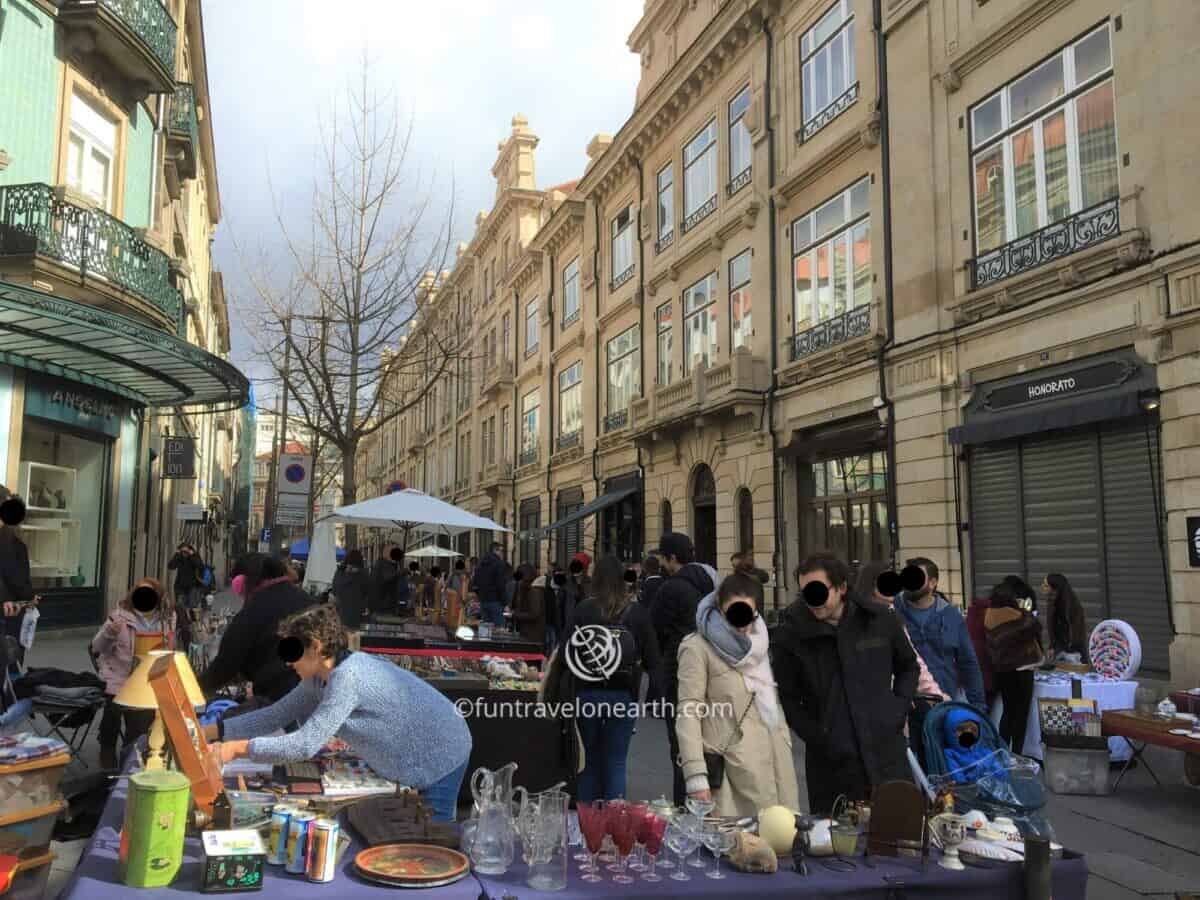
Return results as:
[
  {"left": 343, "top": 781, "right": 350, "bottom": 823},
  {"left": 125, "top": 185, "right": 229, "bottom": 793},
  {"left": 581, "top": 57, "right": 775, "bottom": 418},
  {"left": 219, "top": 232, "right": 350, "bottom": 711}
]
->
[
  {"left": 663, "top": 823, "right": 698, "bottom": 882},
  {"left": 639, "top": 814, "right": 668, "bottom": 882},
  {"left": 568, "top": 810, "right": 589, "bottom": 863},
  {"left": 603, "top": 800, "right": 625, "bottom": 869},
  {"left": 610, "top": 807, "right": 637, "bottom": 885},
  {"left": 703, "top": 827, "right": 736, "bottom": 879},
  {"left": 627, "top": 803, "right": 650, "bottom": 871},
  {"left": 576, "top": 800, "right": 607, "bottom": 883}
]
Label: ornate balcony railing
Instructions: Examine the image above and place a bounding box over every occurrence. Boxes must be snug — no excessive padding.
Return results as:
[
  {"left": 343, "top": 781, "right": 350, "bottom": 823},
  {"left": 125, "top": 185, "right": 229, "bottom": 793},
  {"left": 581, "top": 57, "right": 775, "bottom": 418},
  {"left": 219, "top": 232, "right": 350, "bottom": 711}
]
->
[
  {"left": 61, "top": 0, "right": 178, "bottom": 88},
  {"left": 604, "top": 410, "right": 629, "bottom": 433},
  {"left": 167, "top": 83, "right": 199, "bottom": 180},
  {"left": 799, "top": 82, "right": 860, "bottom": 143},
  {"left": 562, "top": 309, "right": 580, "bottom": 329},
  {"left": 681, "top": 196, "right": 717, "bottom": 234},
  {"left": 654, "top": 231, "right": 674, "bottom": 254},
  {"left": 968, "top": 199, "right": 1120, "bottom": 291},
  {"left": 556, "top": 430, "right": 581, "bottom": 452},
  {"left": 518, "top": 447, "right": 538, "bottom": 468},
  {"left": 610, "top": 265, "right": 635, "bottom": 292},
  {"left": 727, "top": 167, "right": 752, "bottom": 197},
  {"left": 789, "top": 304, "right": 872, "bottom": 361},
  {"left": 0, "top": 182, "right": 182, "bottom": 332}
]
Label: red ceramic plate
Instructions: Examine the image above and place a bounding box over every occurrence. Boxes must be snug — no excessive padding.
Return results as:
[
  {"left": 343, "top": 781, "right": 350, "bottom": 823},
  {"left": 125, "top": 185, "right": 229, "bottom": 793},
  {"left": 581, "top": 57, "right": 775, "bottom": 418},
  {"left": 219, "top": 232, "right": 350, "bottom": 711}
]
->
[{"left": 354, "top": 844, "right": 469, "bottom": 885}]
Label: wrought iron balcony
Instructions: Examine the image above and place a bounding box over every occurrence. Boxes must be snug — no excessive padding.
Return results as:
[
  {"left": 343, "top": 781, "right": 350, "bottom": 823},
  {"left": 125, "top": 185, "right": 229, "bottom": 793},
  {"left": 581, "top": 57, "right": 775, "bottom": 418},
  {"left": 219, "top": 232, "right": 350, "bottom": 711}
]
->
[
  {"left": 681, "top": 196, "right": 717, "bottom": 234},
  {"left": 610, "top": 265, "right": 635, "bottom": 293},
  {"left": 556, "top": 430, "right": 581, "bottom": 452},
  {"left": 654, "top": 231, "right": 674, "bottom": 254},
  {"left": 167, "top": 83, "right": 199, "bottom": 181},
  {"left": 799, "top": 82, "right": 860, "bottom": 143},
  {"left": 0, "top": 182, "right": 182, "bottom": 333},
  {"left": 518, "top": 447, "right": 538, "bottom": 468},
  {"left": 968, "top": 199, "right": 1120, "bottom": 291},
  {"left": 603, "top": 410, "right": 629, "bottom": 433},
  {"left": 789, "top": 304, "right": 873, "bottom": 361},
  {"left": 727, "top": 167, "right": 752, "bottom": 198},
  {"left": 58, "top": 0, "right": 178, "bottom": 96},
  {"left": 562, "top": 309, "right": 580, "bottom": 329}
]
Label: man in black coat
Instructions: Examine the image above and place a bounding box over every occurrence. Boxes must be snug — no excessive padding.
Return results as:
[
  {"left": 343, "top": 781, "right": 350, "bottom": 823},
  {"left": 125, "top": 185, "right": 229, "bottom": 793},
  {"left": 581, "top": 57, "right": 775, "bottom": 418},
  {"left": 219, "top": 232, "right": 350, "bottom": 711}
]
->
[
  {"left": 369, "top": 545, "right": 403, "bottom": 614},
  {"left": 771, "top": 553, "right": 920, "bottom": 815},
  {"left": 472, "top": 543, "right": 511, "bottom": 626},
  {"left": 639, "top": 555, "right": 664, "bottom": 610},
  {"left": 0, "top": 490, "right": 36, "bottom": 666},
  {"left": 649, "top": 532, "right": 716, "bottom": 806},
  {"left": 167, "top": 542, "right": 206, "bottom": 610}
]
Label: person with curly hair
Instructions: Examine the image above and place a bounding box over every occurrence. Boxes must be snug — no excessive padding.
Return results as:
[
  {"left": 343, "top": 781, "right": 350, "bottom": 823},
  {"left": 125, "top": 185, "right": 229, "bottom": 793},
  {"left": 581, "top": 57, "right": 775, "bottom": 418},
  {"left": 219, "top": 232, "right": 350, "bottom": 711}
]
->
[{"left": 209, "top": 603, "right": 472, "bottom": 821}]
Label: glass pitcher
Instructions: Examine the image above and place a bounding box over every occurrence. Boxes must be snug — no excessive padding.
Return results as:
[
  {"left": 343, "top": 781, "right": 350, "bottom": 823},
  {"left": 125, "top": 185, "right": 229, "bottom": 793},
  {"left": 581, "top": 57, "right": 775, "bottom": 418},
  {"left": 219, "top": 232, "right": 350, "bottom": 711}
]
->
[
  {"left": 525, "top": 789, "right": 569, "bottom": 891},
  {"left": 468, "top": 763, "right": 518, "bottom": 875}
]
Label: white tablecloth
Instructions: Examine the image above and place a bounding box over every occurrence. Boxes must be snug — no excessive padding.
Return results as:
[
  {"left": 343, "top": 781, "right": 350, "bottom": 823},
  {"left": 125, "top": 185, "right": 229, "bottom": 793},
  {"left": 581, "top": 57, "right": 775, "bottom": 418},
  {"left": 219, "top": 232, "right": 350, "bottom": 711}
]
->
[{"left": 1021, "top": 674, "right": 1137, "bottom": 761}]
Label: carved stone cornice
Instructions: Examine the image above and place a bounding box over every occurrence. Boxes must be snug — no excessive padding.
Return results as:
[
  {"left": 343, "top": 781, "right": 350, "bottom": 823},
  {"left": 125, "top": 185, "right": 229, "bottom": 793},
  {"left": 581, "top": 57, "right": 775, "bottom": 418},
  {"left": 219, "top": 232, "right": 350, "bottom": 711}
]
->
[
  {"left": 511, "top": 249, "right": 544, "bottom": 295},
  {"left": 531, "top": 198, "right": 585, "bottom": 259}
]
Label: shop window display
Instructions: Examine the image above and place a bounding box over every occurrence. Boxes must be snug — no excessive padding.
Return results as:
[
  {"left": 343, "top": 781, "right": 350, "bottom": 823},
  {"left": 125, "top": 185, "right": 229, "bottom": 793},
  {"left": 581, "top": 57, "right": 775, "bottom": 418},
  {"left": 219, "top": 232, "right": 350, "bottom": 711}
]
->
[{"left": 19, "top": 419, "right": 108, "bottom": 589}]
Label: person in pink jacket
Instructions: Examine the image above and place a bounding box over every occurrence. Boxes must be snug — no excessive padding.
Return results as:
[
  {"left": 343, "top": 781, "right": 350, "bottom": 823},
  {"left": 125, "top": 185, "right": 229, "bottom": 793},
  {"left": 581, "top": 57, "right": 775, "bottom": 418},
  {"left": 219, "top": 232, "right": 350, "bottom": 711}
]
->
[{"left": 90, "top": 578, "right": 175, "bottom": 769}]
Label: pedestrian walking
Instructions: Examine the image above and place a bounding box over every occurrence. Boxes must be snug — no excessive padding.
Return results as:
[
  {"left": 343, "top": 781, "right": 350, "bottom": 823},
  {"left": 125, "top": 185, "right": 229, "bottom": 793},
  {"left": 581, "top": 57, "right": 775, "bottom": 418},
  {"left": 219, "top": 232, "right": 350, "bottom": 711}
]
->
[
  {"left": 369, "top": 544, "right": 403, "bottom": 615},
  {"left": 0, "top": 489, "right": 37, "bottom": 667},
  {"left": 472, "top": 542, "right": 511, "bottom": 626},
  {"left": 167, "top": 542, "right": 207, "bottom": 611},
  {"left": 649, "top": 532, "right": 717, "bottom": 806},
  {"left": 771, "top": 553, "right": 919, "bottom": 815},
  {"left": 984, "top": 580, "right": 1044, "bottom": 754},
  {"left": 331, "top": 549, "right": 370, "bottom": 630},
  {"left": 639, "top": 555, "right": 664, "bottom": 610}
]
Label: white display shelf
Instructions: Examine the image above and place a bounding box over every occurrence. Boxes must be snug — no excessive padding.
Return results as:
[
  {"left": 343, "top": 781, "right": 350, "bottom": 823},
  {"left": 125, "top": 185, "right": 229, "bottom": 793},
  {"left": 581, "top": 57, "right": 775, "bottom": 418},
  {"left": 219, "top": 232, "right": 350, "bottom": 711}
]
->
[
  {"left": 22, "top": 517, "right": 81, "bottom": 578},
  {"left": 18, "top": 461, "right": 76, "bottom": 516}
]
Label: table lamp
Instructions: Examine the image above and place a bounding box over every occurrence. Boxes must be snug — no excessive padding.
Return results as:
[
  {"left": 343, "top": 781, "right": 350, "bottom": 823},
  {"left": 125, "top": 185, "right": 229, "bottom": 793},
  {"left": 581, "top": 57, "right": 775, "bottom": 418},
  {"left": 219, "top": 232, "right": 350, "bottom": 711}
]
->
[{"left": 115, "top": 651, "right": 206, "bottom": 771}]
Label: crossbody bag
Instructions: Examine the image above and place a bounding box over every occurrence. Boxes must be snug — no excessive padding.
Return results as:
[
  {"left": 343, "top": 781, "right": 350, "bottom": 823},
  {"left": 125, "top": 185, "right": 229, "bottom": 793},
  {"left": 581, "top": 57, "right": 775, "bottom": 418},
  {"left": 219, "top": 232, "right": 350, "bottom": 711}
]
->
[{"left": 703, "top": 653, "right": 757, "bottom": 791}]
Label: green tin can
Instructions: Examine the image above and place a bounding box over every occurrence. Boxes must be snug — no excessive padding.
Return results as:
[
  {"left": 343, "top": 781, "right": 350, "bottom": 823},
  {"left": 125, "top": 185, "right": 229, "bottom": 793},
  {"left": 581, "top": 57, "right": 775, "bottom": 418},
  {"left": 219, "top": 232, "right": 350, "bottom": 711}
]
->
[{"left": 120, "top": 770, "right": 192, "bottom": 888}]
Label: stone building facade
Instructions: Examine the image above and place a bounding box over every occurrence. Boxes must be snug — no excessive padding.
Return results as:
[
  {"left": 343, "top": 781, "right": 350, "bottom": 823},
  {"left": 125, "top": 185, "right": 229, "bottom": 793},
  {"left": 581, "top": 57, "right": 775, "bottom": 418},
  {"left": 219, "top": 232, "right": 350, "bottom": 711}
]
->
[{"left": 360, "top": 0, "right": 1200, "bottom": 683}]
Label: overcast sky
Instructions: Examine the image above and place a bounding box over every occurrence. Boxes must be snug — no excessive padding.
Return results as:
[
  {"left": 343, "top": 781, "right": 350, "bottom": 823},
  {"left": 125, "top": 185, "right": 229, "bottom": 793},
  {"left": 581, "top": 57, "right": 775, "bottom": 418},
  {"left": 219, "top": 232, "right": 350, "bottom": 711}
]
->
[{"left": 205, "top": 0, "right": 643, "bottom": 396}]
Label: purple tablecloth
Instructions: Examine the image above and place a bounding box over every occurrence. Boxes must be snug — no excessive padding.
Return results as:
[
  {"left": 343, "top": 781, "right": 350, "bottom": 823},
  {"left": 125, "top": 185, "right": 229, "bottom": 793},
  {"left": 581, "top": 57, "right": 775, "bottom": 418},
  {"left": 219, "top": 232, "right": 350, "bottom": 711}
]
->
[
  {"left": 475, "top": 851, "right": 1088, "bottom": 899},
  {"left": 60, "top": 775, "right": 485, "bottom": 899}
]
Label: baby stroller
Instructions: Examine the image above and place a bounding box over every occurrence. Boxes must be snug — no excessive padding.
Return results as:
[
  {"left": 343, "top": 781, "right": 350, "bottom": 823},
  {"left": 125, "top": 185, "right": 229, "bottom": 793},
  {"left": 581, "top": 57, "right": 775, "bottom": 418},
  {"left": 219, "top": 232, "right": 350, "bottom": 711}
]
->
[{"left": 920, "top": 701, "right": 1053, "bottom": 839}]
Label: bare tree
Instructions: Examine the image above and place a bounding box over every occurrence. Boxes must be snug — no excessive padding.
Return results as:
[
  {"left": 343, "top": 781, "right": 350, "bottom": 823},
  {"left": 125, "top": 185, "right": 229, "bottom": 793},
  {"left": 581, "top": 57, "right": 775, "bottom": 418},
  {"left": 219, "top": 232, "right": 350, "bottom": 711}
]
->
[{"left": 245, "top": 60, "right": 467, "bottom": 546}]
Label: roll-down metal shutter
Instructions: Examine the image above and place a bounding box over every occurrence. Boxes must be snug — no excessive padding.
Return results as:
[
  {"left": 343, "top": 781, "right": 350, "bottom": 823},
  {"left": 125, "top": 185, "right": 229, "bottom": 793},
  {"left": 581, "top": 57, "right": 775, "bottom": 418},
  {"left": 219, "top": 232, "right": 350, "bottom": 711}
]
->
[{"left": 969, "top": 443, "right": 1024, "bottom": 597}]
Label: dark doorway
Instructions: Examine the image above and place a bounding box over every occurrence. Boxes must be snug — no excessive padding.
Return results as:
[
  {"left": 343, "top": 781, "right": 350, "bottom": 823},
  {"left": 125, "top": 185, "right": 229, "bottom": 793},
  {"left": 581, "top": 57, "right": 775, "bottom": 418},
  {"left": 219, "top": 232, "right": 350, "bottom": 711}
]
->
[{"left": 692, "top": 465, "right": 717, "bottom": 566}]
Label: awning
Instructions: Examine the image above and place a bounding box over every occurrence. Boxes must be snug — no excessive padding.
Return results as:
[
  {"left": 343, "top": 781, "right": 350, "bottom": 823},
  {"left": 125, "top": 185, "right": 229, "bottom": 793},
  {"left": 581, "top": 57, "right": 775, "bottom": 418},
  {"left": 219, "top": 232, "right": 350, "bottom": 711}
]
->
[
  {"left": 949, "top": 353, "right": 1155, "bottom": 446},
  {"left": 0, "top": 280, "right": 249, "bottom": 408},
  {"left": 520, "top": 486, "right": 638, "bottom": 540}
]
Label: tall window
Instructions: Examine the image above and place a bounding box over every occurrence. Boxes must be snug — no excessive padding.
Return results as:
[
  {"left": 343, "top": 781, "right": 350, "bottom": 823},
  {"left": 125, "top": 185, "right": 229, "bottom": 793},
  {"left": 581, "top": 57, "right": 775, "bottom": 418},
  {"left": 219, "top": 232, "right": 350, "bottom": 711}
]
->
[
  {"left": 801, "top": 0, "right": 857, "bottom": 136},
  {"left": 656, "top": 302, "right": 673, "bottom": 386},
  {"left": 558, "top": 361, "right": 582, "bottom": 440},
  {"left": 520, "top": 390, "right": 539, "bottom": 459},
  {"left": 792, "top": 178, "right": 871, "bottom": 333},
  {"left": 442, "top": 446, "right": 452, "bottom": 493},
  {"left": 482, "top": 417, "right": 493, "bottom": 465},
  {"left": 736, "top": 488, "right": 754, "bottom": 554},
  {"left": 729, "top": 86, "right": 752, "bottom": 185},
  {"left": 657, "top": 164, "right": 674, "bottom": 245},
  {"left": 683, "top": 119, "right": 718, "bottom": 222},
  {"left": 606, "top": 326, "right": 640, "bottom": 419},
  {"left": 67, "top": 91, "right": 118, "bottom": 211},
  {"left": 524, "top": 299, "right": 539, "bottom": 355},
  {"left": 729, "top": 249, "right": 752, "bottom": 350},
  {"left": 611, "top": 205, "right": 635, "bottom": 284},
  {"left": 805, "top": 451, "right": 891, "bottom": 566},
  {"left": 501, "top": 313, "right": 511, "bottom": 360},
  {"left": 501, "top": 406, "right": 510, "bottom": 461},
  {"left": 661, "top": 500, "right": 673, "bottom": 535},
  {"left": 683, "top": 273, "right": 718, "bottom": 375},
  {"left": 971, "top": 23, "right": 1117, "bottom": 254},
  {"left": 562, "top": 257, "right": 580, "bottom": 326}
]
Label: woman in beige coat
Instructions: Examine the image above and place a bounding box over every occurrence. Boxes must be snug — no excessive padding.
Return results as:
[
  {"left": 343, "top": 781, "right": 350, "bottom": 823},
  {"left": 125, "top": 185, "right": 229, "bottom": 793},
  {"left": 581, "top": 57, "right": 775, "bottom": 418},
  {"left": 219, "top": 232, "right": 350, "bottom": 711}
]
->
[{"left": 675, "top": 573, "right": 800, "bottom": 817}]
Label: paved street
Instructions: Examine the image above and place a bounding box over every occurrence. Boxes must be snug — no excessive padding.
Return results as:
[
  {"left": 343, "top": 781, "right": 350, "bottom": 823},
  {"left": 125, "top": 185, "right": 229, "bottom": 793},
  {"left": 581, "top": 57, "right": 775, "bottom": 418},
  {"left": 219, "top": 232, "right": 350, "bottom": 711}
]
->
[{"left": 20, "top": 627, "right": 1200, "bottom": 899}]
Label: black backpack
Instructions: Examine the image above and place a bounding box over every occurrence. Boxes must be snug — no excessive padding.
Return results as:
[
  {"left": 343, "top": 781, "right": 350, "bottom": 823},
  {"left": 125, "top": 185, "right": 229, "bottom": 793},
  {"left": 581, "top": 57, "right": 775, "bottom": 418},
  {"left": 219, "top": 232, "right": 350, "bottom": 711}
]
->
[{"left": 602, "top": 604, "right": 642, "bottom": 693}]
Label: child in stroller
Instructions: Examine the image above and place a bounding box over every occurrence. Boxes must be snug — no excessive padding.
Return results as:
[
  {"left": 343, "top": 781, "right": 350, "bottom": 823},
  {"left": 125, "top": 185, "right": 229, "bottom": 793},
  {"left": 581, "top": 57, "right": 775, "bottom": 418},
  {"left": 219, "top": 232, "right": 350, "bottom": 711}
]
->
[{"left": 921, "top": 701, "right": 1053, "bottom": 839}]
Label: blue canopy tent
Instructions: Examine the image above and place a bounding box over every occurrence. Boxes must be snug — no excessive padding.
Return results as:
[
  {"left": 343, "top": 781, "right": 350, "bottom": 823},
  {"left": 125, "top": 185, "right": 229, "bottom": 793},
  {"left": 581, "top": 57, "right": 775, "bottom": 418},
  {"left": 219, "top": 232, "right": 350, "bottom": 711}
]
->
[{"left": 289, "top": 536, "right": 345, "bottom": 562}]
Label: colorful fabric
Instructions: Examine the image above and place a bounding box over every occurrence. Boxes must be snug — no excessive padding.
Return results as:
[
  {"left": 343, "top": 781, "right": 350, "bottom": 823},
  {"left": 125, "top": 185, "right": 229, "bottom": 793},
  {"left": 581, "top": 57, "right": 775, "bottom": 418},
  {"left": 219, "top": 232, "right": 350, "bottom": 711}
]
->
[{"left": 0, "top": 732, "right": 66, "bottom": 764}]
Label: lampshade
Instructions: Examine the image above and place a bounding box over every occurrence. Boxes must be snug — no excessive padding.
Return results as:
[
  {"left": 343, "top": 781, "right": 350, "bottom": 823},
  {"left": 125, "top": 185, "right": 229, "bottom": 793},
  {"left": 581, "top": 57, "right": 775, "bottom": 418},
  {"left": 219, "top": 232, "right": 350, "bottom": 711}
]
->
[{"left": 115, "top": 651, "right": 205, "bottom": 710}]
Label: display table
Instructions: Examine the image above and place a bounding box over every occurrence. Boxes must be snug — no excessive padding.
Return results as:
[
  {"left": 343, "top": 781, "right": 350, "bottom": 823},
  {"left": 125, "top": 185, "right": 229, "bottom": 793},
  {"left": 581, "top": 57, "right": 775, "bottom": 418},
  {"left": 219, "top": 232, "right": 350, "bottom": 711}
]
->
[
  {"left": 477, "top": 851, "right": 1088, "bottom": 899},
  {"left": 1103, "top": 710, "right": 1200, "bottom": 791},
  {"left": 1022, "top": 673, "right": 1137, "bottom": 762},
  {"left": 60, "top": 774, "right": 483, "bottom": 899}
]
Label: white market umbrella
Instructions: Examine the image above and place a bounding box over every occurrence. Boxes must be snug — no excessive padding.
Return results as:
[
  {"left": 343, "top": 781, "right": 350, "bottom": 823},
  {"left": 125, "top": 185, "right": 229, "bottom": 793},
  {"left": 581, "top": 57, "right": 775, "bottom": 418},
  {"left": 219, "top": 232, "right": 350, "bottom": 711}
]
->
[
  {"left": 327, "top": 489, "right": 508, "bottom": 534},
  {"left": 405, "top": 545, "right": 464, "bottom": 559},
  {"left": 304, "top": 518, "right": 340, "bottom": 590}
]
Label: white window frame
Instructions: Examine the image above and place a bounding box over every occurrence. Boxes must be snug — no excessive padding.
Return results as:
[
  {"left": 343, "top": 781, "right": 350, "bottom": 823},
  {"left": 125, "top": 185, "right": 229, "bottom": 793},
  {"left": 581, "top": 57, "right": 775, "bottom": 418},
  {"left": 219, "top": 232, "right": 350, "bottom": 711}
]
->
[
  {"left": 791, "top": 178, "right": 871, "bottom": 334},
  {"left": 657, "top": 164, "right": 674, "bottom": 243},
  {"left": 729, "top": 249, "right": 753, "bottom": 350},
  {"left": 558, "top": 361, "right": 583, "bottom": 438},
  {"left": 520, "top": 390, "right": 539, "bottom": 456},
  {"left": 683, "top": 119, "right": 718, "bottom": 219},
  {"left": 562, "top": 257, "right": 580, "bottom": 326},
  {"left": 969, "top": 22, "right": 1116, "bottom": 255},
  {"left": 524, "top": 298, "right": 539, "bottom": 355},
  {"left": 801, "top": 0, "right": 857, "bottom": 132},
  {"left": 606, "top": 325, "right": 641, "bottom": 415},
  {"left": 611, "top": 205, "right": 635, "bottom": 283},
  {"left": 67, "top": 89, "right": 118, "bottom": 212},
  {"left": 729, "top": 86, "right": 752, "bottom": 183},
  {"left": 682, "top": 272, "right": 718, "bottom": 376},
  {"left": 656, "top": 302, "right": 673, "bottom": 386}
]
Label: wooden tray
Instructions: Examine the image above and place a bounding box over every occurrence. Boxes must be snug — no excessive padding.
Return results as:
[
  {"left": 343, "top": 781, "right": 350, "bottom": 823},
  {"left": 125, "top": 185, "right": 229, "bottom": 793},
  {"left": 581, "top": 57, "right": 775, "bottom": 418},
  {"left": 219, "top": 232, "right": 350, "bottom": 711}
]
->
[{"left": 353, "top": 844, "right": 469, "bottom": 886}]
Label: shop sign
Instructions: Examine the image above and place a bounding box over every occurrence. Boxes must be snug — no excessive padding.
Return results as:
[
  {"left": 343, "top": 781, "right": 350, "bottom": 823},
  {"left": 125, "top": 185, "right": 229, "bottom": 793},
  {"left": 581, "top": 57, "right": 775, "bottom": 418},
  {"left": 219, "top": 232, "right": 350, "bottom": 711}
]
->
[
  {"left": 24, "top": 376, "right": 124, "bottom": 438},
  {"left": 162, "top": 437, "right": 196, "bottom": 479},
  {"left": 1188, "top": 517, "right": 1200, "bottom": 568},
  {"left": 985, "top": 360, "right": 1132, "bottom": 411}
]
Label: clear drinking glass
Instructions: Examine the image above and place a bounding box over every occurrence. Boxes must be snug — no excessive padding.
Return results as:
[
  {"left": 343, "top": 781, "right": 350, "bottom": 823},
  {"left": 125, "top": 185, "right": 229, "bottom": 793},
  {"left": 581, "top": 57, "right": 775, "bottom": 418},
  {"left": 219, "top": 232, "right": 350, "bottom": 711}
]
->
[
  {"left": 664, "top": 826, "right": 696, "bottom": 882},
  {"left": 705, "top": 828, "right": 736, "bottom": 879}
]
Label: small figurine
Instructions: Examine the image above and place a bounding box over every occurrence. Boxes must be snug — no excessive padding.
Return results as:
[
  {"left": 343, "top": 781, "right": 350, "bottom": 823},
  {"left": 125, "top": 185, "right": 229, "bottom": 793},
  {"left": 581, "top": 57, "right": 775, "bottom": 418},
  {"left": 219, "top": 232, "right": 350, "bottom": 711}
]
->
[{"left": 54, "top": 489, "right": 67, "bottom": 509}]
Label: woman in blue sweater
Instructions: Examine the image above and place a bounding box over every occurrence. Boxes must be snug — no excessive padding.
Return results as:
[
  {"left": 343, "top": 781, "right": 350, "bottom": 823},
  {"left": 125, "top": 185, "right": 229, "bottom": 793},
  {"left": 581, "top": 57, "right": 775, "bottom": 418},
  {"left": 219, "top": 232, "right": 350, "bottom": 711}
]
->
[{"left": 210, "top": 603, "right": 472, "bottom": 821}]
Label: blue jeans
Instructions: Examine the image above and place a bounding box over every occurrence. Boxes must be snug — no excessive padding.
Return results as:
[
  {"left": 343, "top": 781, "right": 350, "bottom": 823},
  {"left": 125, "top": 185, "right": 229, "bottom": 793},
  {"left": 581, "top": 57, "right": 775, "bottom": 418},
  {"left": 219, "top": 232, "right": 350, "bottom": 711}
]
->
[
  {"left": 575, "top": 689, "right": 638, "bottom": 802},
  {"left": 481, "top": 600, "right": 505, "bottom": 626},
  {"left": 421, "top": 758, "right": 469, "bottom": 822}
]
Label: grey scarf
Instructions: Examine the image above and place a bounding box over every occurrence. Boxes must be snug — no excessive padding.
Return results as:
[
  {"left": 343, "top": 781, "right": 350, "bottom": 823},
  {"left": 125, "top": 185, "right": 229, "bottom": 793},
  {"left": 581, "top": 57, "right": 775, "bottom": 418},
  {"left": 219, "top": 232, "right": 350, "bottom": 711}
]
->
[{"left": 696, "top": 590, "right": 749, "bottom": 666}]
